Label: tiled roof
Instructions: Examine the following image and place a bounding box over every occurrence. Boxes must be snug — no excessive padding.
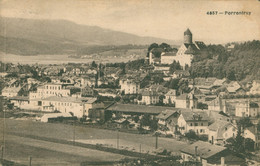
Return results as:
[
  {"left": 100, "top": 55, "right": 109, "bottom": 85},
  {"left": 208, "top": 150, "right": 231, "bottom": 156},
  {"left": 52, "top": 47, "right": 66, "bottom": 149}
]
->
[
  {"left": 208, "top": 120, "right": 236, "bottom": 139},
  {"left": 194, "top": 41, "right": 207, "bottom": 50},
  {"left": 41, "top": 96, "right": 97, "bottom": 103},
  {"left": 185, "top": 45, "right": 197, "bottom": 54},
  {"left": 2, "top": 87, "right": 21, "bottom": 93},
  {"left": 161, "top": 52, "right": 176, "bottom": 56},
  {"left": 181, "top": 111, "right": 209, "bottom": 121},
  {"left": 180, "top": 141, "right": 226, "bottom": 159},
  {"left": 142, "top": 90, "right": 159, "bottom": 96},
  {"left": 9, "top": 96, "right": 29, "bottom": 101},
  {"left": 157, "top": 109, "right": 179, "bottom": 120},
  {"left": 245, "top": 126, "right": 258, "bottom": 135},
  {"left": 106, "top": 103, "right": 175, "bottom": 115}
]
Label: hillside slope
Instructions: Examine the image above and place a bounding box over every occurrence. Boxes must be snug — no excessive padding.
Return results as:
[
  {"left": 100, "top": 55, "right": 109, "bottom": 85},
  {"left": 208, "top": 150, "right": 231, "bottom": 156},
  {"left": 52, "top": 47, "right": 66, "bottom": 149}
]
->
[{"left": 0, "top": 17, "right": 176, "bottom": 55}]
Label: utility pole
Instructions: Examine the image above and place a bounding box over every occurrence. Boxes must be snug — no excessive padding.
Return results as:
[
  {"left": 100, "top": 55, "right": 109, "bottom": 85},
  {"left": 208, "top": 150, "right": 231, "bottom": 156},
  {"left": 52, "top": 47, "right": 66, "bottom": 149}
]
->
[
  {"left": 2, "top": 105, "right": 5, "bottom": 160},
  {"left": 117, "top": 130, "right": 119, "bottom": 149},
  {"left": 73, "top": 120, "right": 75, "bottom": 146},
  {"left": 28, "top": 156, "right": 32, "bottom": 166},
  {"left": 155, "top": 134, "right": 158, "bottom": 149}
]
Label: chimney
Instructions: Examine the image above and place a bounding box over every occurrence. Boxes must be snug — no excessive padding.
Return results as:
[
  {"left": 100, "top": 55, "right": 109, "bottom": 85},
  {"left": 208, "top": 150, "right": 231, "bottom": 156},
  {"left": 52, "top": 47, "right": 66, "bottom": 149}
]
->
[
  {"left": 221, "top": 157, "right": 225, "bottom": 166},
  {"left": 195, "top": 146, "right": 198, "bottom": 157}
]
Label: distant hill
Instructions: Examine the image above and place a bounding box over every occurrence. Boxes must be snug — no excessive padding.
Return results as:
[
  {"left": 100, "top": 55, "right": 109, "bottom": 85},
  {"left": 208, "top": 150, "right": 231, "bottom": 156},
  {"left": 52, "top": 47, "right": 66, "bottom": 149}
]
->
[{"left": 0, "top": 17, "right": 178, "bottom": 55}]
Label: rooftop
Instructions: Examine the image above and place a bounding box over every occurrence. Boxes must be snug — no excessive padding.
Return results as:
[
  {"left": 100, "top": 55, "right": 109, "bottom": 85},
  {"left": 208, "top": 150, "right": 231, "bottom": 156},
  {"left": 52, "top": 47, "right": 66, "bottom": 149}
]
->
[
  {"left": 157, "top": 109, "right": 179, "bottom": 120},
  {"left": 180, "top": 141, "right": 226, "bottom": 159},
  {"left": 40, "top": 96, "right": 97, "bottom": 104},
  {"left": 181, "top": 111, "right": 209, "bottom": 121},
  {"left": 106, "top": 103, "right": 176, "bottom": 115}
]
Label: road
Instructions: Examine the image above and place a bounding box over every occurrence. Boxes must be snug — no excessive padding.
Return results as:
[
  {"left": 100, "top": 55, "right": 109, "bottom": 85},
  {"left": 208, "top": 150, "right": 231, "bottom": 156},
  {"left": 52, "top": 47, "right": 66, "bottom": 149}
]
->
[{"left": 0, "top": 118, "right": 188, "bottom": 165}]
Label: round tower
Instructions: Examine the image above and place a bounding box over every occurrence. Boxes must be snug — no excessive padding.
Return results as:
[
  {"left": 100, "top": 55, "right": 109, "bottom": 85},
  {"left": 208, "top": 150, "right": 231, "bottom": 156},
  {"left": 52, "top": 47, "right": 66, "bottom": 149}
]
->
[{"left": 184, "top": 28, "right": 192, "bottom": 44}]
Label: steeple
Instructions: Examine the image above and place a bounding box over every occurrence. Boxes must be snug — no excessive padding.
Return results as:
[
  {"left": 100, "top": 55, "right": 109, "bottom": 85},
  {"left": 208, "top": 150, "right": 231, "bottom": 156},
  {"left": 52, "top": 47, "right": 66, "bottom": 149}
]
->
[
  {"left": 184, "top": 28, "right": 192, "bottom": 35},
  {"left": 184, "top": 28, "right": 192, "bottom": 44}
]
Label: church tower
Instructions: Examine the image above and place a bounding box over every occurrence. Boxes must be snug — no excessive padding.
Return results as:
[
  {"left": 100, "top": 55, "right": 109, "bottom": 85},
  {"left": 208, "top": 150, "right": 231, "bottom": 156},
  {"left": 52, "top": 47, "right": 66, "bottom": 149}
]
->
[{"left": 184, "top": 28, "right": 192, "bottom": 44}]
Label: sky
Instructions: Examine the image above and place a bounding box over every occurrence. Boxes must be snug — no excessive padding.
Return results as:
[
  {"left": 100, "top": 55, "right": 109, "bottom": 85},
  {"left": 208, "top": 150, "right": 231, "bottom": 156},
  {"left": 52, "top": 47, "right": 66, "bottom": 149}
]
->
[{"left": 1, "top": 0, "right": 259, "bottom": 44}]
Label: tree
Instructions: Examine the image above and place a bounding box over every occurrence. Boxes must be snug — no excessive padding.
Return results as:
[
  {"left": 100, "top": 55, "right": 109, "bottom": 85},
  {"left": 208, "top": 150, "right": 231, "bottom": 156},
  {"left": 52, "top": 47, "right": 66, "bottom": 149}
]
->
[
  {"left": 91, "top": 61, "right": 97, "bottom": 68},
  {"left": 148, "top": 43, "right": 159, "bottom": 52},
  {"left": 140, "top": 114, "right": 151, "bottom": 127},
  {"left": 169, "top": 61, "right": 182, "bottom": 74},
  {"left": 238, "top": 117, "right": 253, "bottom": 129},
  {"left": 185, "top": 130, "right": 198, "bottom": 140},
  {"left": 226, "top": 127, "right": 245, "bottom": 154},
  {"left": 178, "top": 79, "right": 190, "bottom": 94},
  {"left": 245, "top": 138, "right": 255, "bottom": 152}
]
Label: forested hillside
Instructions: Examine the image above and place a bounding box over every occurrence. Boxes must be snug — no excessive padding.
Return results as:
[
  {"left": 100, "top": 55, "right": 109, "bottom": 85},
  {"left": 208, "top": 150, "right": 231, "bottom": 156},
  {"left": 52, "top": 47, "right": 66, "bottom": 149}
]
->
[{"left": 190, "top": 40, "right": 260, "bottom": 82}]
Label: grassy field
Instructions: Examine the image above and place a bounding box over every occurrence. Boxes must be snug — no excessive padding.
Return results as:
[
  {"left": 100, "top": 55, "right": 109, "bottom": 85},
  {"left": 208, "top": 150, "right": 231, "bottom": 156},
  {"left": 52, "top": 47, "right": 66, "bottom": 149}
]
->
[{"left": 0, "top": 118, "right": 188, "bottom": 165}]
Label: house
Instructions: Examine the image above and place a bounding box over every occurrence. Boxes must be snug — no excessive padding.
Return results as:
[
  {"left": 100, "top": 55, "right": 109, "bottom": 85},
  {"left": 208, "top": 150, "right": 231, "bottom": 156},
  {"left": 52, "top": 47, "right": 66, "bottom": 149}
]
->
[
  {"left": 172, "top": 70, "right": 190, "bottom": 79},
  {"left": 180, "top": 141, "right": 245, "bottom": 166},
  {"left": 212, "top": 78, "right": 227, "bottom": 89},
  {"left": 177, "top": 110, "right": 209, "bottom": 135},
  {"left": 207, "top": 110, "right": 231, "bottom": 124},
  {"left": 141, "top": 90, "right": 160, "bottom": 105},
  {"left": 163, "top": 89, "right": 176, "bottom": 104},
  {"left": 1, "top": 86, "right": 21, "bottom": 97},
  {"left": 225, "top": 81, "right": 246, "bottom": 95},
  {"left": 9, "top": 96, "right": 29, "bottom": 109},
  {"left": 189, "top": 88, "right": 205, "bottom": 103},
  {"left": 208, "top": 97, "right": 227, "bottom": 113},
  {"left": 243, "top": 125, "right": 260, "bottom": 149},
  {"left": 119, "top": 78, "right": 140, "bottom": 95},
  {"left": 175, "top": 93, "right": 198, "bottom": 109},
  {"left": 249, "top": 80, "right": 260, "bottom": 95},
  {"left": 31, "top": 96, "right": 103, "bottom": 118},
  {"left": 235, "top": 101, "right": 259, "bottom": 117},
  {"left": 208, "top": 120, "right": 237, "bottom": 145},
  {"left": 81, "top": 85, "right": 95, "bottom": 97},
  {"left": 157, "top": 110, "right": 179, "bottom": 132}
]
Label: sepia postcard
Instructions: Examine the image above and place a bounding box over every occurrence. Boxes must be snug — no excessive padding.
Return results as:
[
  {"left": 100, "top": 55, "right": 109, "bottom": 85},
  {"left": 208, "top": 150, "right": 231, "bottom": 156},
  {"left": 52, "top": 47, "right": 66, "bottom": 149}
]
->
[{"left": 0, "top": 0, "right": 259, "bottom": 165}]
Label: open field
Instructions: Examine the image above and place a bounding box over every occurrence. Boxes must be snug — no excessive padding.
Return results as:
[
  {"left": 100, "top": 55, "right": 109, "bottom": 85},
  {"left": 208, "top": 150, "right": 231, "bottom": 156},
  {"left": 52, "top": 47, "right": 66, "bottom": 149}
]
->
[{"left": 0, "top": 118, "right": 188, "bottom": 165}]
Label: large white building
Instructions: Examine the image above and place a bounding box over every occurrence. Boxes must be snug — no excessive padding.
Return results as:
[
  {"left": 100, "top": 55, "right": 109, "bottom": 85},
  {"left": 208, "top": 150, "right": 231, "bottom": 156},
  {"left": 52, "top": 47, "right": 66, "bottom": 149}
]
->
[
  {"left": 119, "top": 78, "right": 140, "bottom": 94},
  {"left": 235, "top": 101, "right": 259, "bottom": 117},
  {"left": 30, "top": 96, "right": 103, "bottom": 118},
  {"left": 29, "top": 83, "right": 72, "bottom": 100},
  {"left": 177, "top": 111, "right": 209, "bottom": 135}
]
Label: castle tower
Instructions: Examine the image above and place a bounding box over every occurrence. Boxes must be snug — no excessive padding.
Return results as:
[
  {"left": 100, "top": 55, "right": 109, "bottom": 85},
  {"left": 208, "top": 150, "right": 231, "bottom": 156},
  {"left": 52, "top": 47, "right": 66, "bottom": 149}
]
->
[{"left": 184, "top": 28, "right": 192, "bottom": 44}]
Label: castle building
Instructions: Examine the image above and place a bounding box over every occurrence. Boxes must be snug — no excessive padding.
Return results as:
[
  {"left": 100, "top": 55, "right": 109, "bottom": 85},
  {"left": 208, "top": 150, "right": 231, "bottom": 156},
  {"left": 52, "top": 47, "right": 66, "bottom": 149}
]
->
[{"left": 148, "top": 29, "right": 206, "bottom": 68}]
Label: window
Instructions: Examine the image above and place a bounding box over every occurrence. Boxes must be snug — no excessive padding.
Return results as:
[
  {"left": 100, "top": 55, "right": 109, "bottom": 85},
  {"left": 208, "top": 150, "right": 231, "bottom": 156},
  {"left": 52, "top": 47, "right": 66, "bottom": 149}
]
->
[
  {"left": 190, "top": 123, "right": 193, "bottom": 126},
  {"left": 201, "top": 123, "right": 203, "bottom": 126},
  {"left": 195, "top": 123, "right": 198, "bottom": 126}
]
